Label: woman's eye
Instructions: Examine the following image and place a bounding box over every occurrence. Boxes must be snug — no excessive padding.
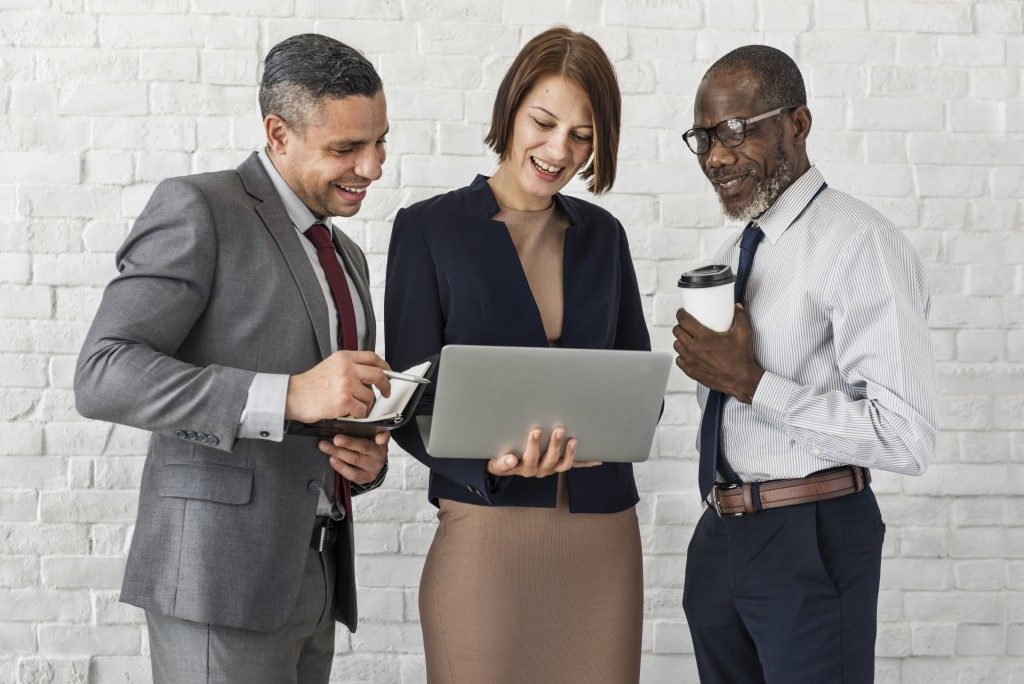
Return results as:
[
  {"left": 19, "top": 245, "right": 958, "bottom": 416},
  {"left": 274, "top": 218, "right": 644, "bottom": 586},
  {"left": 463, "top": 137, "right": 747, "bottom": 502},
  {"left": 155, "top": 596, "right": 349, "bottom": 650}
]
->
[
  {"left": 573, "top": 134, "right": 593, "bottom": 144},
  {"left": 533, "top": 118, "right": 553, "bottom": 130}
]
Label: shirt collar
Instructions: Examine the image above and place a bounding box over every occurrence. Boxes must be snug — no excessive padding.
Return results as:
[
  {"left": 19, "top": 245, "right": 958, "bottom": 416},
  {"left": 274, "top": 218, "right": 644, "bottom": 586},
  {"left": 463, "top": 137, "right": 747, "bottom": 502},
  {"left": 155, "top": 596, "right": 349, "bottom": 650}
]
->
[
  {"left": 257, "top": 148, "right": 328, "bottom": 232},
  {"left": 738, "top": 165, "right": 826, "bottom": 246}
]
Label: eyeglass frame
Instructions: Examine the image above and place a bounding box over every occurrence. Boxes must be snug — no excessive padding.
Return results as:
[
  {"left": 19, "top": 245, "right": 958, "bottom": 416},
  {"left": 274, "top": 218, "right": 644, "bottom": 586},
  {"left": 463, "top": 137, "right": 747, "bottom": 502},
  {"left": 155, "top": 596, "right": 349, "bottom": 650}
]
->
[{"left": 681, "top": 106, "right": 797, "bottom": 155}]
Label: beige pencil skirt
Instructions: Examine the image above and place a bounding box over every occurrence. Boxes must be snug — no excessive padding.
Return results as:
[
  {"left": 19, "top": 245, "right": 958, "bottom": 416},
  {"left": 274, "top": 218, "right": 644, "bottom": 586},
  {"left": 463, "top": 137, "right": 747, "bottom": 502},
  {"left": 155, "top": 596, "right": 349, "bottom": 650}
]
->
[{"left": 419, "top": 476, "right": 644, "bottom": 684}]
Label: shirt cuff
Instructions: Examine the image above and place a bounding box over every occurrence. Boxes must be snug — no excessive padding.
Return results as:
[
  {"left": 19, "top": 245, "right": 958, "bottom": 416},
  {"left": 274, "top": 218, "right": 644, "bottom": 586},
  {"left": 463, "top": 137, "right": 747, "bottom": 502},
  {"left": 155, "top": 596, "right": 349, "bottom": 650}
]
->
[
  {"left": 237, "top": 373, "right": 289, "bottom": 441},
  {"left": 750, "top": 371, "right": 797, "bottom": 428}
]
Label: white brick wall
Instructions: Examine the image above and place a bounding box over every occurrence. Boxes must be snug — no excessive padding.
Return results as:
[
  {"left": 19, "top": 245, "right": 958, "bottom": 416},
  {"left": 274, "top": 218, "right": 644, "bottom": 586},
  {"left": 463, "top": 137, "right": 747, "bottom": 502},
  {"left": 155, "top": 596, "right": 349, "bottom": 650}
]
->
[{"left": 0, "top": 1, "right": 1020, "bottom": 681}]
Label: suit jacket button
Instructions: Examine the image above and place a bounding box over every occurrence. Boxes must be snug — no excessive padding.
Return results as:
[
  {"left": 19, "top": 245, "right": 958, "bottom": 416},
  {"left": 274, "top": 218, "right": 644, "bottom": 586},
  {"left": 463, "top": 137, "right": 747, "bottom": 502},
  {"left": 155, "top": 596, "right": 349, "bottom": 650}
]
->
[
  {"left": 467, "top": 484, "right": 481, "bottom": 496},
  {"left": 196, "top": 432, "right": 208, "bottom": 442},
  {"left": 175, "top": 430, "right": 186, "bottom": 439},
  {"left": 206, "top": 435, "right": 219, "bottom": 446},
  {"left": 185, "top": 431, "right": 197, "bottom": 440},
  {"left": 308, "top": 480, "right": 321, "bottom": 494},
  {"left": 259, "top": 430, "right": 270, "bottom": 438}
]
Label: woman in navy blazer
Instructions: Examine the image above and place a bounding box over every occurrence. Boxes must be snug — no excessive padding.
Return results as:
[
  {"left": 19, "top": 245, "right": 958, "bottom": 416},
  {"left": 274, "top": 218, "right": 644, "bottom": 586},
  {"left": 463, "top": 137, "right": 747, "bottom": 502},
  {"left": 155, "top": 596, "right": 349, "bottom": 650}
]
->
[{"left": 386, "top": 27, "right": 649, "bottom": 683}]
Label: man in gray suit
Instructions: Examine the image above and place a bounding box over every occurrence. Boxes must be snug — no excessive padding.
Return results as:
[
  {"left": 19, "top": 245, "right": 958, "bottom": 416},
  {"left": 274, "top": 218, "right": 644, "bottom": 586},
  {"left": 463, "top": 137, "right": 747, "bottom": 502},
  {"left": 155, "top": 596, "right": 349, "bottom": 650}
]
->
[{"left": 75, "top": 34, "right": 395, "bottom": 682}]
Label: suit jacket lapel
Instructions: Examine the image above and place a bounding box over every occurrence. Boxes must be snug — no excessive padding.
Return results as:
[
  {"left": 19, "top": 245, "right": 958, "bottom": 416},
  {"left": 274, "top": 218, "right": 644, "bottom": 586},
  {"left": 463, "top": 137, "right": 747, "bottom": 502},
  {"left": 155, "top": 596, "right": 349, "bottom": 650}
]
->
[
  {"left": 331, "top": 227, "right": 377, "bottom": 351},
  {"left": 237, "top": 153, "right": 332, "bottom": 360}
]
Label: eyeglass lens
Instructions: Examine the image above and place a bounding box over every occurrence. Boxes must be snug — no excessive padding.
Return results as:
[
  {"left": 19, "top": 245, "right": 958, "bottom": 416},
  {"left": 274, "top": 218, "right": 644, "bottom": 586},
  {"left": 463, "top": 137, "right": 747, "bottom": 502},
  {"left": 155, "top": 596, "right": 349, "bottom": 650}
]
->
[{"left": 684, "top": 118, "right": 747, "bottom": 154}]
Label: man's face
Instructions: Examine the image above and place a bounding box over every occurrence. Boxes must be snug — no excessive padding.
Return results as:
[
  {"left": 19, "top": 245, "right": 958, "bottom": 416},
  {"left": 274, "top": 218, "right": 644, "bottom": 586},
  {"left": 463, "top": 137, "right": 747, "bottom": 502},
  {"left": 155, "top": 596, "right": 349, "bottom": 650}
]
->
[
  {"left": 692, "top": 70, "right": 797, "bottom": 221},
  {"left": 270, "top": 92, "right": 388, "bottom": 218}
]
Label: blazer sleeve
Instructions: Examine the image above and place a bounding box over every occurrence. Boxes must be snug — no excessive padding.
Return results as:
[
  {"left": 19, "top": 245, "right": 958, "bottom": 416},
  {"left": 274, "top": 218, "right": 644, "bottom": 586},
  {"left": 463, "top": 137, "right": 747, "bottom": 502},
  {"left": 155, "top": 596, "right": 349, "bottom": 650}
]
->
[
  {"left": 74, "top": 177, "right": 255, "bottom": 453},
  {"left": 614, "top": 220, "right": 652, "bottom": 353},
  {"left": 384, "top": 207, "right": 499, "bottom": 503}
]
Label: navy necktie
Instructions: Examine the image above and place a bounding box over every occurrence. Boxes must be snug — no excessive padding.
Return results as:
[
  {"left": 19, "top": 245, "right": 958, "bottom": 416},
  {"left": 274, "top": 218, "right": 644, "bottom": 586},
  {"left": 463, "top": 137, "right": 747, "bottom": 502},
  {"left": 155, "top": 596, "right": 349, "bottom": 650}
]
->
[{"left": 698, "top": 222, "right": 764, "bottom": 503}]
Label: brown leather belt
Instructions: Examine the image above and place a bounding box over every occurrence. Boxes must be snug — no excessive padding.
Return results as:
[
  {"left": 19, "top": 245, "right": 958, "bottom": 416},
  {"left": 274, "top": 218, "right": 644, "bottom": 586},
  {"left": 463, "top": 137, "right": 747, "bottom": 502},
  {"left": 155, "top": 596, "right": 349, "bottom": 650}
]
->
[{"left": 706, "top": 466, "right": 871, "bottom": 517}]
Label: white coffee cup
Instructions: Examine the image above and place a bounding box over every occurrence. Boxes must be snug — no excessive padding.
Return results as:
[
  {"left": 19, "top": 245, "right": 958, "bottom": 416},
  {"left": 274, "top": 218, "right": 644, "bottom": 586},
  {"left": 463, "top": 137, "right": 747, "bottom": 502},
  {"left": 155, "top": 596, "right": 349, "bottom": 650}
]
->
[{"left": 677, "top": 265, "right": 736, "bottom": 332}]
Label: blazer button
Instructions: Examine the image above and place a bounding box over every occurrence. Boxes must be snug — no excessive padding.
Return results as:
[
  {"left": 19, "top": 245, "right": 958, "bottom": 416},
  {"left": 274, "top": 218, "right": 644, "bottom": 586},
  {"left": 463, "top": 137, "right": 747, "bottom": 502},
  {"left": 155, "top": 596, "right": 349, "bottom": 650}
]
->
[
  {"left": 185, "top": 431, "right": 197, "bottom": 441},
  {"left": 308, "top": 480, "right": 321, "bottom": 494},
  {"left": 206, "top": 435, "right": 219, "bottom": 446},
  {"left": 175, "top": 430, "right": 186, "bottom": 439},
  {"left": 259, "top": 430, "right": 270, "bottom": 438},
  {"left": 196, "top": 433, "right": 208, "bottom": 442},
  {"left": 467, "top": 484, "right": 481, "bottom": 497}
]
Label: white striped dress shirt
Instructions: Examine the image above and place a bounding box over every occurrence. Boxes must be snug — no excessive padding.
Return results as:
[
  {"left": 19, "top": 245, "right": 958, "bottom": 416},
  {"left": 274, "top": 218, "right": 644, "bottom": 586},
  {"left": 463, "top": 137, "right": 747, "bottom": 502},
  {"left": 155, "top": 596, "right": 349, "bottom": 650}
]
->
[{"left": 697, "top": 165, "right": 938, "bottom": 482}]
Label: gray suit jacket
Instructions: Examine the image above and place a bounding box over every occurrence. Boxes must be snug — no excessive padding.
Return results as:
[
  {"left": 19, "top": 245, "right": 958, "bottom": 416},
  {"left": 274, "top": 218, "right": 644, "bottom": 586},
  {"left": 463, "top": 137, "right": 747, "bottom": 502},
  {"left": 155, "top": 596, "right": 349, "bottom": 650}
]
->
[{"left": 75, "top": 152, "right": 382, "bottom": 632}]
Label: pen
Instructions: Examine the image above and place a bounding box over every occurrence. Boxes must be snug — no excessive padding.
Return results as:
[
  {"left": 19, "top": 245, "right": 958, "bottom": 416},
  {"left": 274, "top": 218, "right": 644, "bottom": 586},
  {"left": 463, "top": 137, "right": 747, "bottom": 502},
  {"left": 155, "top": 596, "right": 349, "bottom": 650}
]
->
[{"left": 383, "top": 370, "right": 431, "bottom": 385}]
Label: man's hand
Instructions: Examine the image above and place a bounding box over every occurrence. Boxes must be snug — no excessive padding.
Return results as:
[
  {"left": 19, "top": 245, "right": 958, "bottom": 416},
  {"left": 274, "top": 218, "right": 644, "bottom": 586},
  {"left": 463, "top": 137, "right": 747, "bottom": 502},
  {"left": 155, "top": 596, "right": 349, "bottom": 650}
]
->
[
  {"left": 318, "top": 432, "right": 389, "bottom": 485},
  {"left": 486, "top": 427, "right": 601, "bottom": 477},
  {"left": 673, "top": 304, "right": 764, "bottom": 404},
  {"left": 285, "top": 350, "right": 391, "bottom": 424}
]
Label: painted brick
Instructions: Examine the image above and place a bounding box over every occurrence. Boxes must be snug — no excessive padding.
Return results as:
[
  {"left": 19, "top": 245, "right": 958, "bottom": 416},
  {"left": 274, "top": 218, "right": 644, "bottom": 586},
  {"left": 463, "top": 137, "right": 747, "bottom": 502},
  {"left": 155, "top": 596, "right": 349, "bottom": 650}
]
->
[{"left": 0, "top": 6, "right": 1020, "bottom": 680}]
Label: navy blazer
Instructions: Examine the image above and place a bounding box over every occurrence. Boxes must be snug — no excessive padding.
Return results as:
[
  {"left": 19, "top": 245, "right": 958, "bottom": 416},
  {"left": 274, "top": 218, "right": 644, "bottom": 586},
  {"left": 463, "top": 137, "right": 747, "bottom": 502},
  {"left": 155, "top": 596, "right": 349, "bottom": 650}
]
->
[{"left": 385, "top": 175, "right": 651, "bottom": 514}]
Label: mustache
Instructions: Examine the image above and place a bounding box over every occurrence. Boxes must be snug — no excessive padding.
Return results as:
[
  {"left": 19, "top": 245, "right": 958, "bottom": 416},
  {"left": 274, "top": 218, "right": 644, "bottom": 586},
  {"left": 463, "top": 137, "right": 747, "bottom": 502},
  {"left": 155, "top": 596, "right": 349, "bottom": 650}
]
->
[{"left": 706, "top": 163, "right": 761, "bottom": 183}]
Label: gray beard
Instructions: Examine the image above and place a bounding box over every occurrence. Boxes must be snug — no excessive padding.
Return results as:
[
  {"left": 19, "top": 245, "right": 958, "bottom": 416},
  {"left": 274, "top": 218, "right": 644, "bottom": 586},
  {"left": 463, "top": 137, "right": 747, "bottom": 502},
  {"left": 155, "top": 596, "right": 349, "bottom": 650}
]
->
[{"left": 719, "top": 158, "right": 795, "bottom": 222}]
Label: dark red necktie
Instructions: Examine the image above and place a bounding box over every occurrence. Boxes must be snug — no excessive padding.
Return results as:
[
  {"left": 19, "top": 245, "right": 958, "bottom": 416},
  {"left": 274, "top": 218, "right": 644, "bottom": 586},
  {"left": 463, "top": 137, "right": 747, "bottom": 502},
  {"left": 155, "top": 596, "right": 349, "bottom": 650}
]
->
[{"left": 303, "top": 222, "right": 357, "bottom": 521}]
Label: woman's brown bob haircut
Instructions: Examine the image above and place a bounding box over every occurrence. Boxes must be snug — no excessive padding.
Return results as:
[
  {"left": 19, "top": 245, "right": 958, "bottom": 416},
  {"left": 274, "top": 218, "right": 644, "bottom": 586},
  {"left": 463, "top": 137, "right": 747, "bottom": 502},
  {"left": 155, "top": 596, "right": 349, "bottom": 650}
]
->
[{"left": 485, "top": 26, "right": 621, "bottom": 194}]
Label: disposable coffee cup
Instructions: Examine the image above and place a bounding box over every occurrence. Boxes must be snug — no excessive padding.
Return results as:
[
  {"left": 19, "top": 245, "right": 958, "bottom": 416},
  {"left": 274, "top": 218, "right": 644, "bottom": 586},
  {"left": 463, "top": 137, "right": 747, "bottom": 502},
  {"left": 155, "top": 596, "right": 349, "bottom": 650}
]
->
[{"left": 677, "top": 265, "right": 736, "bottom": 332}]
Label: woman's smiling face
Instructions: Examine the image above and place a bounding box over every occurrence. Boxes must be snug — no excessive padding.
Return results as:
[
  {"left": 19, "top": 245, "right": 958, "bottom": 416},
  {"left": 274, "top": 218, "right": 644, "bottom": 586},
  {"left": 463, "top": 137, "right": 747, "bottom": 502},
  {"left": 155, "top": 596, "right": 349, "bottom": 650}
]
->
[{"left": 494, "top": 75, "right": 595, "bottom": 210}]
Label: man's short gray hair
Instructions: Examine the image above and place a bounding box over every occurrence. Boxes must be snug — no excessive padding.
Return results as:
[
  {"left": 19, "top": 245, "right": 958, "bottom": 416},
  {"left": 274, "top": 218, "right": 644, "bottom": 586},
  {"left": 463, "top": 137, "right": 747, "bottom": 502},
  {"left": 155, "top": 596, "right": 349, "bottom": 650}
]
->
[
  {"left": 259, "top": 33, "right": 382, "bottom": 134},
  {"left": 703, "top": 45, "right": 807, "bottom": 111}
]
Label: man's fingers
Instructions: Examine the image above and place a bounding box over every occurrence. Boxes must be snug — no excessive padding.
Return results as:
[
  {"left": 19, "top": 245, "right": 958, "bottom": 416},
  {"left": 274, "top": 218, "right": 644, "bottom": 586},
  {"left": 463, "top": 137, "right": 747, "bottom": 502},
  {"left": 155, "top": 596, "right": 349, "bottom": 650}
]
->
[
  {"left": 374, "top": 431, "right": 390, "bottom": 446},
  {"left": 351, "top": 365, "right": 392, "bottom": 398},
  {"left": 328, "top": 456, "right": 372, "bottom": 484},
  {"left": 731, "top": 303, "right": 750, "bottom": 330},
  {"left": 340, "top": 350, "right": 391, "bottom": 369},
  {"left": 332, "top": 433, "right": 386, "bottom": 455},
  {"left": 319, "top": 440, "right": 372, "bottom": 469},
  {"left": 677, "top": 308, "right": 710, "bottom": 337},
  {"left": 339, "top": 379, "right": 376, "bottom": 417}
]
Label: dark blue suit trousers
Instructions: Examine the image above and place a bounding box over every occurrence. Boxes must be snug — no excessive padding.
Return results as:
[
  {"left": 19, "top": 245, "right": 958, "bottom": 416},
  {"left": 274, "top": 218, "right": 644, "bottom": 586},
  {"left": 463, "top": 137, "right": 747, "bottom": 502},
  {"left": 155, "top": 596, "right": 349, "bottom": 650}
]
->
[{"left": 683, "top": 487, "right": 885, "bottom": 683}]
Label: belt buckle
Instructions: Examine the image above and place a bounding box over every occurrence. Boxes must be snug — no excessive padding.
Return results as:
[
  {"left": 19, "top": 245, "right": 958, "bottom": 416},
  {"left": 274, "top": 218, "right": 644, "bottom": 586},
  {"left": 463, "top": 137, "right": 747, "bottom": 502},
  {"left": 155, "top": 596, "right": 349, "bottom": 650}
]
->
[
  {"left": 710, "top": 484, "right": 743, "bottom": 518},
  {"left": 317, "top": 524, "right": 327, "bottom": 552}
]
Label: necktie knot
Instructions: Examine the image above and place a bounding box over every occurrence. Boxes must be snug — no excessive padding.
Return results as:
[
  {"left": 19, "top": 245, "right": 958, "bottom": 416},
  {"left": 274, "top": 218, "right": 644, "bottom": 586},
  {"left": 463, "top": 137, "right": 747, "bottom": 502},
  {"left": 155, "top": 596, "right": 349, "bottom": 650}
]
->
[
  {"left": 739, "top": 222, "right": 764, "bottom": 253},
  {"left": 303, "top": 223, "right": 333, "bottom": 250}
]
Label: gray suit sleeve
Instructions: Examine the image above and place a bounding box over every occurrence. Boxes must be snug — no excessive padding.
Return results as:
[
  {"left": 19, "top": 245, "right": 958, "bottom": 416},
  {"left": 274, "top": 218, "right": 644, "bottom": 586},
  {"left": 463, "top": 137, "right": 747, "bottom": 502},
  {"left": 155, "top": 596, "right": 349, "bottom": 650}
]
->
[{"left": 74, "top": 177, "right": 255, "bottom": 453}]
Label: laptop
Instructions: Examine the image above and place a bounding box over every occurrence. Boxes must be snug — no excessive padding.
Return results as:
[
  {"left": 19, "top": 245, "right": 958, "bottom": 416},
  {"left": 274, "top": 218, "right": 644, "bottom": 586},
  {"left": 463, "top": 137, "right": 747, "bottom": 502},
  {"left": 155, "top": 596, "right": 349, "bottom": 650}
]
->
[{"left": 426, "top": 345, "right": 673, "bottom": 463}]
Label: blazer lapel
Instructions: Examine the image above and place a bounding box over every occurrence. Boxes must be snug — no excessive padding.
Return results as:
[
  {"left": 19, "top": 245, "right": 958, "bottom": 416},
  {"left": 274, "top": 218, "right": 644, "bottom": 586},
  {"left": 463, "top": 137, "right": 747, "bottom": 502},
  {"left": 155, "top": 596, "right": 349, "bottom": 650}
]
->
[
  {"left": 237, "top": 153, "right": 332, "bottom": 360},
  {"left": 553, "top": 193, "right": 584, "bottom": 349},
  {"left": 463, "top": 175, "right": 584, "bottom": 348}
]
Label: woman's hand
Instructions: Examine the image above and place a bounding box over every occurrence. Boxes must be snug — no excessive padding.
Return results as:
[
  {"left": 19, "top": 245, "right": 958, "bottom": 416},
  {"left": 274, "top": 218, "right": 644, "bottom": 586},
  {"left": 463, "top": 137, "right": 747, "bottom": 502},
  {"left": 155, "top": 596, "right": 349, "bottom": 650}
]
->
[{"left": 486, "top": 427, "right": 601, "bottom": 477}]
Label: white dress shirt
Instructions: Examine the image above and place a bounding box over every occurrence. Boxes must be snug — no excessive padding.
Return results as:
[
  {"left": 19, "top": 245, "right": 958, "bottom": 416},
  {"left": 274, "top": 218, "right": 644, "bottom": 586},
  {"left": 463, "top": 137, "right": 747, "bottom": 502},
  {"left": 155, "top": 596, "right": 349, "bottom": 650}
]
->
[{"left": 698, "top": 165, "right": 938, "bottom": 482}]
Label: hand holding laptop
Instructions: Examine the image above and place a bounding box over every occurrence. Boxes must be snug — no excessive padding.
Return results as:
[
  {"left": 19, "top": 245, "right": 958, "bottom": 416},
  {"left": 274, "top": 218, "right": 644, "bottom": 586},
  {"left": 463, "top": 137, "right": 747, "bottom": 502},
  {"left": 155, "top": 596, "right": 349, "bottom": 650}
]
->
[{"left": 486, "top": 426, "right": 601, "bottom": 477}]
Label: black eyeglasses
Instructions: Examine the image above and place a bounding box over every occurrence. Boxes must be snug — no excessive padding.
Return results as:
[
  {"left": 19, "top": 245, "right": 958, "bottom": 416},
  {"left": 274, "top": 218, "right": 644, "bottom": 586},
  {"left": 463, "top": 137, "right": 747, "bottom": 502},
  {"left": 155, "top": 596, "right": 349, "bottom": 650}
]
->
[{"left": 681, "top": 106, "right": 795, "bottom": 155}]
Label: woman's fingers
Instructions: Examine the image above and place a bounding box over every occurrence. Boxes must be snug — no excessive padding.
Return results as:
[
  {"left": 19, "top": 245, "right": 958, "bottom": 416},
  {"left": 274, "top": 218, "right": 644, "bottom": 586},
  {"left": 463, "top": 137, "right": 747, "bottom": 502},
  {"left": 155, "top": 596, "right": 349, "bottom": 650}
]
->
[
  {"left": 538, "top": 427, "right": 565, "bottom": 473},
  {"left": 487, "top": 453, "right": 520, "bottom": 476}
]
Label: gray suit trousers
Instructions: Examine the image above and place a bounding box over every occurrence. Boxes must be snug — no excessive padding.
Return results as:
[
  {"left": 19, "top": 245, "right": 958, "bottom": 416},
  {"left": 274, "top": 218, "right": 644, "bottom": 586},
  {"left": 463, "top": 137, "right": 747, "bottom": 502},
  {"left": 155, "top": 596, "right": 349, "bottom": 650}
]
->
[{"left": 146, "top": 546, "right": 337, "bottom": 683}]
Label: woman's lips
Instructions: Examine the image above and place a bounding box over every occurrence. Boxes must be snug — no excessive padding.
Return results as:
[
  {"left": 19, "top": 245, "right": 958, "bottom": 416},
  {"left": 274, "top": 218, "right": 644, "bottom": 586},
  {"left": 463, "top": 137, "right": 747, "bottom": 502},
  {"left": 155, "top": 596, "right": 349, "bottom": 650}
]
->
[{"left": 530, "top": 156, "right": 563, "bottom": 182}]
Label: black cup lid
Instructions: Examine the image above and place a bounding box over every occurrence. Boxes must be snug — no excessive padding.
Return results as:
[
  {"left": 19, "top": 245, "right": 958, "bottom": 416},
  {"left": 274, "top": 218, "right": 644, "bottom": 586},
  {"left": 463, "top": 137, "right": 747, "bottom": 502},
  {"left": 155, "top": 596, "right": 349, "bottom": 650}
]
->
[{"left": 678, "top": 264, "right": 736, "bottom": 289}]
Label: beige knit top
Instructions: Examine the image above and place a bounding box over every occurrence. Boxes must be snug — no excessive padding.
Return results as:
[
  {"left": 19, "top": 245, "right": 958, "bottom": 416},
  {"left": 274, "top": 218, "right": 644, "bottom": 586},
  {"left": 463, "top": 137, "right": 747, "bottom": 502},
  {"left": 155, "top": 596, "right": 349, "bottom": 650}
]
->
[{"left": 492, "top": 202, "right": 571, "bottom": 345}]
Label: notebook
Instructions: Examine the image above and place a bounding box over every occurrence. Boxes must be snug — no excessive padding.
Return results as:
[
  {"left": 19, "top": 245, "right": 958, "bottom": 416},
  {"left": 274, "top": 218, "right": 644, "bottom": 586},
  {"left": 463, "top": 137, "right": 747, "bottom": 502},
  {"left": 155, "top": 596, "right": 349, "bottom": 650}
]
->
[{"left": 286, "top": 358, "right": 435, "bottom": 438}]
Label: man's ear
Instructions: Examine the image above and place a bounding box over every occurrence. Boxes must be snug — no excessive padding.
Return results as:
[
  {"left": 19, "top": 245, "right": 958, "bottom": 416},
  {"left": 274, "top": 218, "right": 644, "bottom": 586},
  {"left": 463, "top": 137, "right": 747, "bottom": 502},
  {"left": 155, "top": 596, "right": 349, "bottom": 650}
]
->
[
  {"left": 790, "top": 105, "right": 812, "bottom": 147},
  {"left": 264, "top": 114, "right": 290, "bottom": 156}
]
